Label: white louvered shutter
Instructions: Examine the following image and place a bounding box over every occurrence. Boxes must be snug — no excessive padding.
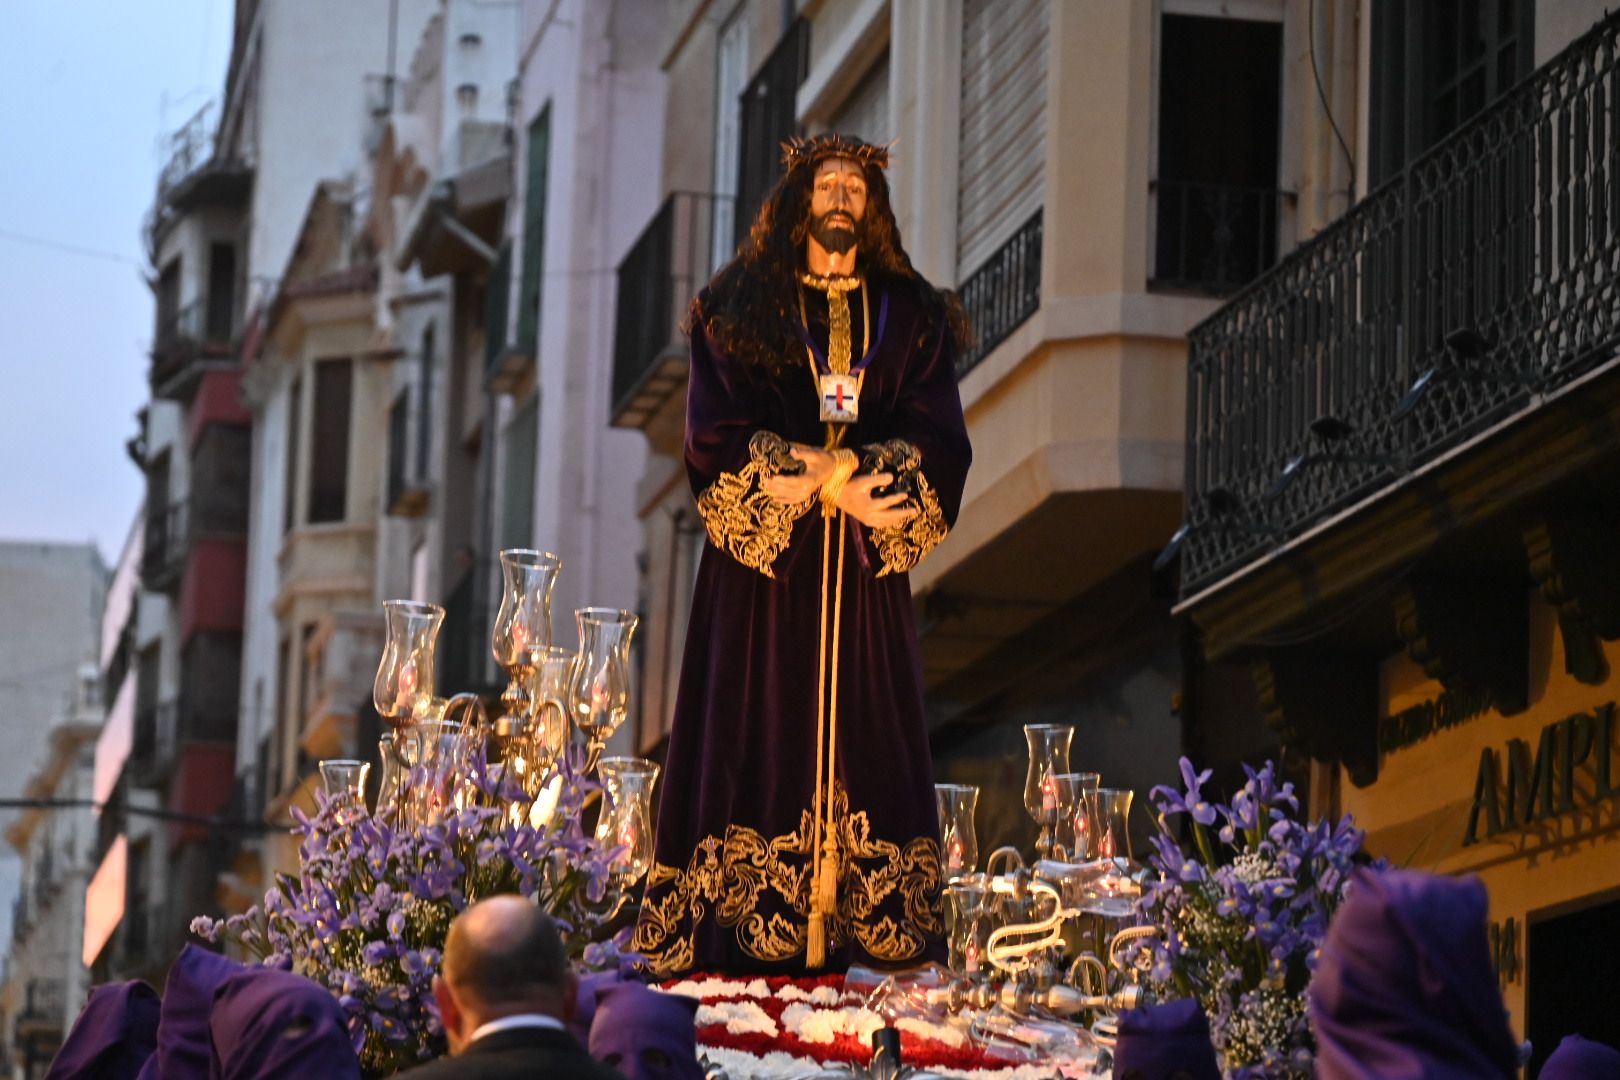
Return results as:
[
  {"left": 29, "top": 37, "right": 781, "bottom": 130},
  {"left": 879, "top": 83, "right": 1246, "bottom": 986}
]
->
[{"left": 956, "top": 0, "right": 1048, "bottom": 283}]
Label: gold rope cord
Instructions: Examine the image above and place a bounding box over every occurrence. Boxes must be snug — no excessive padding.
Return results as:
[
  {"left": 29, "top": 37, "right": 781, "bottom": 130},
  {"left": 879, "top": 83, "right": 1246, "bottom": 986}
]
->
[
  {"left": 798, "top": 277, "right": 870, "bottom": 452},
  {"left": 798, "top": 273, "right": 870, "bottom": 967}
]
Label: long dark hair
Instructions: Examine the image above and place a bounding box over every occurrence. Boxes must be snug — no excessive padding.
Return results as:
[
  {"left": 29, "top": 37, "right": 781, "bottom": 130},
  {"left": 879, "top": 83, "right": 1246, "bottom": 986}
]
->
[{"left": 686, "top": 156, "right": 970, "bottom": 378}]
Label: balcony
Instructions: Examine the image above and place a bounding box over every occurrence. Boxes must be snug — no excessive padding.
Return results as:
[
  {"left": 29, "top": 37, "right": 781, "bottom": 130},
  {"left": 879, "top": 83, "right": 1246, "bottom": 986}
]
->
[
  {"left": 145, "top": 103, "right": 251, "bottom": 253},
  {"left": 130, "top": 695, "right": 235, "bottom": 788},
  {"left": 130, "top": 699, "right": 177, "bottom": 786},
  {"left": 14, "top": 977, "right": 64, "bottom": 1037},
  {"left": 1150, "top": 181, "right": 1289, "bottom": 296},
  {"left": 1174, "top": 12, "right": 1620, "bottom": 600},
  {"left": 956, "top": 208, "right": 1043, "bottom": 379},
  {"left": 610, "top": 192, "right": 734, "bottom": 430},
  {"left": 150, "top": 293, "right": 237, "bottom": 401},
  {"left": 141, "top": 498, "right": 188, "bottom": 593}
]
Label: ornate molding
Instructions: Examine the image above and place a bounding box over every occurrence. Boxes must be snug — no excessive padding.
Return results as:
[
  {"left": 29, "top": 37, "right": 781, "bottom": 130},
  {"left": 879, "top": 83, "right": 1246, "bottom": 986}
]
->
[
  {"left": 1392, "top": 576, "right": 1529, "bottom": 714},
  {"left": 1250, "top": 649, "right": 1379, "bottom": 787},
  {"left": 1524, "top": 513, "right": 1620, "bottom": 685}
]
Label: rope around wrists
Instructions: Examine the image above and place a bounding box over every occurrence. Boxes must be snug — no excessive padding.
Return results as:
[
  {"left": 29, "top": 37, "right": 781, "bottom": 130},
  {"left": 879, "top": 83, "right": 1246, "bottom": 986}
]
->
[{"left": 818, "top": 448, "right": 859, "bottom": 517}]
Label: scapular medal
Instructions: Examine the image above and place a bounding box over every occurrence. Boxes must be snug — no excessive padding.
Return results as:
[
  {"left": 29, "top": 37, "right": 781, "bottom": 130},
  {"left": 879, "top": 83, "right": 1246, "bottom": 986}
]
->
[
  {"left": 819, "top": 372, "right": 860, "bottom": 423},
  {"left": 801, "top": 273, "right": 869, "bottom": 425}
]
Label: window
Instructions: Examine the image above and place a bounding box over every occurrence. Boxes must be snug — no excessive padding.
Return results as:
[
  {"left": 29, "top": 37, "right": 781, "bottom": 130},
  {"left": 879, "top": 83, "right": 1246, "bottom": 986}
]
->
[
  {"left": 155, "top": 258, "right": 181, "bottom": 348},
  {"left": 206, "top": 243, "right": 236, "bottom": 342},
  {"left": 1151, "top": 13, "right": 1283, "bottom": 295},
  {"left": 734, "top": 19, "right": 808, "bottom": 245},
  {"left": 283, "top": 377, "right": 301, "bottom": 534},
  {"left": 416, "top": 323, "right": 435, "bottom": 480},
  {"left": 387, "top": 390, "right": 409, "bottom": 511},
  {"left": 500, "top": 395, "right": 539, "bottom": 551},
  {"left": 516, "top": 106, "right": 551, "bottom": 358},
  {"left": 711, "top": 11, "right": 750, "bottom": 271},
  {"left": 307, "top": 359, "right": 352, "bottom": 524},
  {"left": 1370, "top": 0, "right": 1533, "bottom": 186}
]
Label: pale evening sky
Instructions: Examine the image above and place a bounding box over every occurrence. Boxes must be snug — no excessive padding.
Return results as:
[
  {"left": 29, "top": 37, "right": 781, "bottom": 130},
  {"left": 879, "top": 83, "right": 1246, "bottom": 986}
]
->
[{"left": 0, "top": 1, "right": 233, "bottom": 565}]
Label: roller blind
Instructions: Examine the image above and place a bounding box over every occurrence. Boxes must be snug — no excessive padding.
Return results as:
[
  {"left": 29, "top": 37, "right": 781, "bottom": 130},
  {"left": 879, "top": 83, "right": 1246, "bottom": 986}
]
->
[{"left": 957, "top": 0, "right": 1048, "bottom": 283}]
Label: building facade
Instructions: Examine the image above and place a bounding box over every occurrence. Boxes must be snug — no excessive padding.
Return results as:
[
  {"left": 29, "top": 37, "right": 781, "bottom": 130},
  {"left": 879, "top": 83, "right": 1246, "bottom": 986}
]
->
[
  {"left": 494, "top": 0, "right": 660, "bottom": 660},
  {"left": 0, "top": 542, "right": 107, "bottom": 1077},
  {"left": 1166, "top": 0, "right": 1620, "bottom": 1065}
]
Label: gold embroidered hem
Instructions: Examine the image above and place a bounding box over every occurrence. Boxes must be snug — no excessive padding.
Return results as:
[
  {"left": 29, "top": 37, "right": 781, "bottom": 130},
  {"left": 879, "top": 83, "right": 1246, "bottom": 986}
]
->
[
  {"left": 872, "top": 472, "right": 948, "bottom": 577},
  {"left": 632, "top": 782, "right": 943, "bottom": 977},
  {"left": 696, "top": 431, "right": 815, "bottom": 578}
]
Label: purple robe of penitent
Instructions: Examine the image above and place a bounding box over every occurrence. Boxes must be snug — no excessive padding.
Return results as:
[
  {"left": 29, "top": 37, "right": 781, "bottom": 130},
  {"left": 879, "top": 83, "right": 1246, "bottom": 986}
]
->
[{"left": 634, "top": 275, "right": 971, "bottom": 975}]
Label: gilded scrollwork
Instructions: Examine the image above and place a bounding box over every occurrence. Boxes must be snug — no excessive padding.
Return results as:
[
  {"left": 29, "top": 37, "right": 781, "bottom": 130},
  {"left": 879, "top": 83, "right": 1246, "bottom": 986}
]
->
[
  {"left": 695, "top": 431, "right": 815, "bottom": 578},
  {"left": 632, "top": 782, "right": 943, "bottom": 976},
  {"left": 871, "top": 471, "right": 948, "bottom": 577}
]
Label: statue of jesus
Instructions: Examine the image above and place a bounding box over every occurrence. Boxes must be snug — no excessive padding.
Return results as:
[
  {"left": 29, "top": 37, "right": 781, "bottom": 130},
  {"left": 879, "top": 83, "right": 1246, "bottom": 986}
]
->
[{"left": 634, "top": 134, "right": 973, "bottom": 975}]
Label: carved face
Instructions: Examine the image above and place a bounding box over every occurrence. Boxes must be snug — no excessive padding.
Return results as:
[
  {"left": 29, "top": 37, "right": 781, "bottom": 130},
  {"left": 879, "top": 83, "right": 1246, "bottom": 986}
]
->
[{"left": 808, "top": 157, "right": 868, "bottom": 256}]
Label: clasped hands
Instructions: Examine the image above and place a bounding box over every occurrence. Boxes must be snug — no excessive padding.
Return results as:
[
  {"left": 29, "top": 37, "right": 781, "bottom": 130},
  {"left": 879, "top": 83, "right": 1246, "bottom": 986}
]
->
[{"left": 760, "top": 444, "right": 919, "bottom": 529}]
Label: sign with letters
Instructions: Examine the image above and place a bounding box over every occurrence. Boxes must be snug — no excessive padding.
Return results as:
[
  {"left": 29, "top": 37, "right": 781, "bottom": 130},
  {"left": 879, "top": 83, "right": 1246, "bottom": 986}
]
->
[{"left": 1463, "top": 702, "right": 1620, "bottom": 845}]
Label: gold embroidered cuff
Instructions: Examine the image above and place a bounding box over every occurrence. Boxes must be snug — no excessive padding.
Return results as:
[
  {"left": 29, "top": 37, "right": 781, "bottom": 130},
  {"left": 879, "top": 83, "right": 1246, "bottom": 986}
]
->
[
  {"left": 872, "top": 471, "right": 948, "bottom": 577},
  {"left": 695, "top": 431, "right": 815, "bottom": 578}
]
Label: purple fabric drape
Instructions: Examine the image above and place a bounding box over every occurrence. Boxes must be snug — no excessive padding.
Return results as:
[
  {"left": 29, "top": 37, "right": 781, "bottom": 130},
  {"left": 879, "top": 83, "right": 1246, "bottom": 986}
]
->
[
  {"left": 208, "top": 967, "right": 360, "bottom": 1079},
  {"left": 1110, "top": 998, "right": 1221, "bottom": 1079},
  {"left": 46, "top": 980, "right": 161, "bottom": 1080},
  {"left": 1309, "top": 866, "right": 1518, "bottom": 1080},
  {"left": 636, "top": 279, "right": 970, "bottom": 975},
  {"left": 1540, "top": 1034, "right": 1620, "bottom": 1079},
  {"left": 588, "top": 983, "right": 705, "bottom": 1080},
  {"left": 141, "top": 944, "right": 246, "bottom": 1080}
]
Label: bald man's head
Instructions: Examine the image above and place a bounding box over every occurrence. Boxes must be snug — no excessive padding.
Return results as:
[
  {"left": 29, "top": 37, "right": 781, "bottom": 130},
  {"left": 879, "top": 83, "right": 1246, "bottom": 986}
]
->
[{"left": 441, "top": 895, "right": 570, "bottom": 1012}]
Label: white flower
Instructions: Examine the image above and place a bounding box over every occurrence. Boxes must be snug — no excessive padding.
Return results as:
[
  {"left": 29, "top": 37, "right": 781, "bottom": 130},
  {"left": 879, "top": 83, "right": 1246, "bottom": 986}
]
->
[
  {"left": 695, "top": 1000, "right": 779, "bottom": 1037},
  {"left": 661, "top": 976, "right": 771, "bottom": 1001},
  {"left": 780, "top": 1003, "right": 884, "bottom": 1045},
  {"left": 777, "top": 983, "right": 845, "bottom": 1006},
  {"left": 1230, "top": 851, "right": 1277, "bottom": 885}
]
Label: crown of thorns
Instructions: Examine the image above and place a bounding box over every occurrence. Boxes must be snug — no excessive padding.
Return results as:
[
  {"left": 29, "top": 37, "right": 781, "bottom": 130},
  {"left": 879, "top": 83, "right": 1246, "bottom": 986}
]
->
[{"left": 781, "top": 134, "right": 892, "bottom": 171}]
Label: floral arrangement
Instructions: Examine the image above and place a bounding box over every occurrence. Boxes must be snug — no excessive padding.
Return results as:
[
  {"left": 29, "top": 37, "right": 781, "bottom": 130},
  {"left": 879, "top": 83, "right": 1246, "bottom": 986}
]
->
[
  {"left": 193, "top": 748, "right": 637, "bottom": 1076},
  {"left": 1139, "top": 758, "right": 1372, "bottom": 1079}
]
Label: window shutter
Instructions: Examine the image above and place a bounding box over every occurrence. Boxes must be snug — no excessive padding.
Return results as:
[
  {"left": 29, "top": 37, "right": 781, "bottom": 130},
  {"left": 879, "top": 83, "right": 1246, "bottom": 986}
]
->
[{"left": 956, "top": 0, "right": 1048, "bottom": 283}]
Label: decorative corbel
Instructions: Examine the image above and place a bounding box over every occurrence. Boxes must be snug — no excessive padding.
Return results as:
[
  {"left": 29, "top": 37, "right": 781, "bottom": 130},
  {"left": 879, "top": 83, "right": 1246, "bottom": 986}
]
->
[
  {"left": 1392, "top": 576, "right": 1529, "bottom": 714},
  {"left": 1250, "top": 649, "right": 1379, "bottom": 787},
  {"left": 1524, "top": 513, "right": 1620, "bottom": 685}
]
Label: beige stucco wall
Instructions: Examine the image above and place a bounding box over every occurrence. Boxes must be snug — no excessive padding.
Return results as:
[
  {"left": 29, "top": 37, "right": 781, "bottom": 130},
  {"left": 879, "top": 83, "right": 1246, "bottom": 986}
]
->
[{"left": 1344, "top": 595, "right": 1620, "bottom": 1041}]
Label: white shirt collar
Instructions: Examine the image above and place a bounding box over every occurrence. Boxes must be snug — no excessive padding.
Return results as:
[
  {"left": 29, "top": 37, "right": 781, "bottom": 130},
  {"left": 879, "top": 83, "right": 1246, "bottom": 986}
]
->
[{"left": 469, "top": 1012, "right": 566, "bottom": 1045}]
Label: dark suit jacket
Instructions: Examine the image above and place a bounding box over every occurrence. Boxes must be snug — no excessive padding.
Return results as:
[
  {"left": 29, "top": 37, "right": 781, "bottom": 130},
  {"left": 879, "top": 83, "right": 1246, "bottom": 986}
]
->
[{"left": 402, "top": 1026, "right": 626, "bottom": 1080}]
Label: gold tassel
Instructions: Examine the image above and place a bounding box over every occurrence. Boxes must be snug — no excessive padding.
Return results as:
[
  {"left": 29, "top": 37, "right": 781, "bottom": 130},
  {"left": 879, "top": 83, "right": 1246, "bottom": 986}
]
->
[
  {"left": 807, "top": 911, "right": 827, "bottom": 969},
  {"left": 817, "top": 837, "right": 839, "bottom": 912}
]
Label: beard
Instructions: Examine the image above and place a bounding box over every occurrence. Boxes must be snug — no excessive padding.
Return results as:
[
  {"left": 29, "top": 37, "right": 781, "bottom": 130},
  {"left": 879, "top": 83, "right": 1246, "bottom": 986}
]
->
[{"left": 809, "top": 209, "right": 860, "bottom": 256}]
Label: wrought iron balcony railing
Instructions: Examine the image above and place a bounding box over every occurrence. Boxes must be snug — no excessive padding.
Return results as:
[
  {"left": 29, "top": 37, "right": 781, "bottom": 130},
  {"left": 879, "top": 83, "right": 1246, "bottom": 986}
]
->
[
  {"left": 1177, "top": 12, "right": 1620, "bottom": 595},
  {"left": 1151, "top": 180, "right": 1290, "bottom": 296},
  {"left": 610, "top": 192, "right": 734, "bottom": 426},
  {"left": 156, "top": 105, "right": 216, "bottom": 203},
  {"left": 153, "top": 293, "right": 236, "bottom": 356},
  {"left": 16, "top": 977, "right": 64, "bottom": 1030},
  {"left": 141, "top": 499, "right": 188, "bottom": 592},
  {"left": 151, "top": 291, "right": 237, "bottom": 400},
  {"left": 956, "top": 209, "right": 1043, "bottom": 379}
]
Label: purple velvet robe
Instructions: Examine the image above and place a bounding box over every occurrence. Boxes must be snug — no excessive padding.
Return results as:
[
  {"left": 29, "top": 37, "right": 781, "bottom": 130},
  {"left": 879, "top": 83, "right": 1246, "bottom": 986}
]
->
[{"left": 634, "top": 278, "right": 971, "bottom": 975}]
